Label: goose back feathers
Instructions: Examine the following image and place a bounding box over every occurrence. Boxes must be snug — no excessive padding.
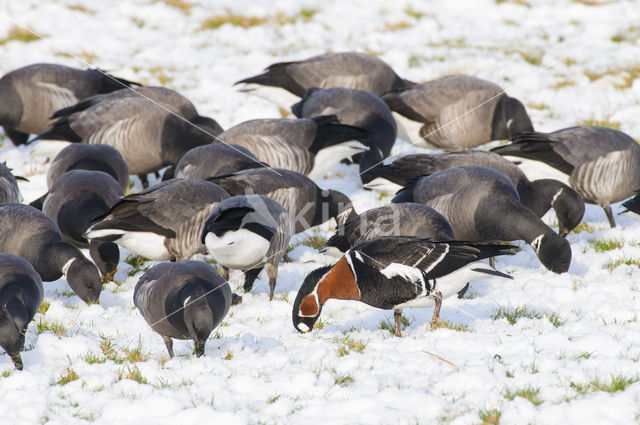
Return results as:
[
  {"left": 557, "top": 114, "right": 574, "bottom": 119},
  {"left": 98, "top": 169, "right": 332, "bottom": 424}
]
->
[
  {"left": 175, "top": 143, "right": 265, "bottom": 180},
  {"left": 0, "top": 162, "right": 22, "bottom": 203}
]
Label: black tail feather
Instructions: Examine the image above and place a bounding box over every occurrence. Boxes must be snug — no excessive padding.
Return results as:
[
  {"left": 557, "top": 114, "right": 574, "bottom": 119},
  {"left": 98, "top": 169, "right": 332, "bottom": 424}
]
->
[
  {"left": 31, "top": 115, "right": 81, "bottom": 143},
  {"left": 309, "top": 115, "right": 369, "bottom": 154},
  {"left": 235, "top": 62, "right": 306, "bottom": 97},
  {"left": 490, "top": 131, "right": 574, "bottom": 175}
]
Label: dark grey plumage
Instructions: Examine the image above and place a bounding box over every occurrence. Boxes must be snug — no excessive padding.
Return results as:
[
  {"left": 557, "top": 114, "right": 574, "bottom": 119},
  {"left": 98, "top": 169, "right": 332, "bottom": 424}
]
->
[
  {"left": 382, "top": 75, "right": 533, "bottom": 149},
  {"left": 42, "top": 170, "right": 124, "bottom": 277},
  {"left": 201, "top": 195, "right": 293, "bottom": 300},
  {"left": 392, "top": 165, "right": 571, "bottom": 273},
  {"left": 325, "top": 203, "right": 454, "bottom": 255},
  {"left": 0, "top": 63, "right": 138, "bottom": 145},
  {"left": 291, "top": 87, "right": 397, "bottom": 184},
  {"left": 174, "top": 143, "right": 265, "bottom": 180},
  {"left": 0, "top": 254, "right": 43, "bottom": 370},
  {"left": 0, "top": 162, "right": 22, "bottom": 203},
  {"left": 368, "top": 150, "right": 585, "bottom": 235},
  {"left": 134, "top": 261, "right": 231, "bottom": 358},
  {"left": 208, "top": 167, "right": 357, "bottom": 234},
  {"left": 0, "top": 203, "right": 102, "bottom": 303},
  {"left": 85, "top": 179, "right": 230, "bottom": 261},
  {"left": 491, "top": 126, "right": 640, "bottom": 227}
]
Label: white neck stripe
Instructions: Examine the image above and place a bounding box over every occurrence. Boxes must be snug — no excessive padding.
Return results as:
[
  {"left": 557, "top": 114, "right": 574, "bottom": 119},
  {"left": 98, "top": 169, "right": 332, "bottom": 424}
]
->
[{"left": 62, "top": 258, "right": 76, "bottom": 276}]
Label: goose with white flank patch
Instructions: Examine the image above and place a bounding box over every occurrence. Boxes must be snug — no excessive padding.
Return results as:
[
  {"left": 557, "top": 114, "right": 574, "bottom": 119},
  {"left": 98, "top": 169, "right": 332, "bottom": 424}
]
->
[
  {"left": 0, "top": 254, "right": 43, "bottom": 370},
  {"left": 85, "top": 179, "right": 229, "bottom": 261},
  {"left": 293, "top": 236, "right": 514, "bottom": 336},
  {"left": 216, "top": 116, "right": 368, "bottom": 176},
  {"left": 0, "top": 63, "right": 138, "bottom": 145},
  {"left": 41, "top": 170, "right": 123, "bottom": 278},
  {"left": 0, "top": 162, "right": 24, "bottom": 203},
  {"left": 393, "top": 165, "right": 571, "bottom": 273},
  {"left": 201, "top": 195, "right": 293, "bottom": 300},
  {"left": 208, "top": 167, "right": 356, "bottom": 234},
  {"left": 382, "top": 75, "right": 533, "bottom": 149},
  {"left": 134, "top": 261, "right": 231, "bottom": 358},
  {"left": 0, "top": 203, "right": 102, "bottom": 304},
  {"left": 236, "top": 51, "right": 414, "bottom": 109},
  {"left": 367, "top": 150, "right": 584, "bottom": 235},
  {"left": 291, "top": 87, "right": 397, "bottom": 184},
  {"left": 174, "top": 143, "right": 266, "bottom": 180},
  {"left": 491, "top": 126, "right": 640, "bottom": 228}
]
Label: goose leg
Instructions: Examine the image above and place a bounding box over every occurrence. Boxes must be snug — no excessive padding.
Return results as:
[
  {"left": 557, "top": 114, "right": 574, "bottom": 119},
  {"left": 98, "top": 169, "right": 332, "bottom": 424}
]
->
[
  {"left": 221, "top": 266, "right": 229, "bottom": 281},
  {"left": 265, "top": 263, "right": 278, "bottom": 301},
  {"left": 194, "top": 340, "right": 205, "bottom": 357},
  {"left": 489, "top": 256, "right": 495, "bottom": 268},
  {"left": 163, "top": 336, "right": 174, "bottom": 358},
  {"left": 394, "top": 309, "right": 402, "bottom": 337},
  {"left": 243, "top": 267, "right": 262, "bottom": 293},
  {"left": 10, "top": 353, "right": 23, "bottom": 370},
  {"left": 457, "top": 283, "right": 470, "bottom": 299},
  {"left": 604, "top": 205, "right": 616, "bottom": 228},
  {"left": 430, "top": 291, "right": 443, "bottom": 329}
]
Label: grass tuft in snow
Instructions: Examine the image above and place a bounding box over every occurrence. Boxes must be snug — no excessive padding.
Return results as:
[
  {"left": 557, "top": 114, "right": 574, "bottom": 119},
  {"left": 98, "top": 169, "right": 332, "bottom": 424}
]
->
[
  {"left": 492, "top": 306, "right": 541, "bottom": 325},
  {"left": 607, "top": 256, "right": 640, "bottom": 272},
  {"left": 334, "top": 373, "right": 354, "bottom": 387},
  {"left": 0, "top": 26, "right": 41, "bottom": 45},
  {"left": 98, "top": 336, "right": 149, "bottom": 364},
  {"left": 570, "top": 375, "right": 639, "bottom": 394},
  {"left": 201, "top": 13, "right": 267, "bottom": 30},
  {"left": 478, "top": 409, "right": 501, "bottom": 425},
  {"left": 504, "top": 386, "right": 542, "bottom": 405},
  {"left": 2, "top": 370, "right": 11, "bottom": 378},
  {"left": 118, "top": 365, "right": 147, "bottom": 384},
  {"left": 224, "top": 351, "right": 233, "bottom": 360},
  {"left": 54, "top": 367, "right": 79, "bottom": 386},
  {"left": 267, "top": 394, "right": 281, "bottom": 404},
  {"left": 36, "top": 319, "right": 68, "bottom": 337},
  {"left": 589, "top": 238, "right": 623, "bottom": 252},
  {"left": 571, "top": 222, "right": 596, "bottom": 234},
  {"left": 124, "top": 254, "right": 150, "bottom": 276},
  {"left": 38, "top": 300, "right": 51, "bottom": 315},
  {"left": 154, "top": 0, "right": 195, "bottom": 14},
  {"left": 547, "top": 312, "right": 567, "bottom": 327},
  {"left": 84, "top": 352, "right": 107, "bottom": 364},
  {"left": 334, "top": 335, "right": 367, "bottom": 356},
  {"left": 379, "top": 315, "right": 411, "bottom": 334},
  {"left": 431, "top": 319, "right": 472, "bottom": 332},
  {"left": 300, "top": 232, "right": 328, "bottom": 250}
]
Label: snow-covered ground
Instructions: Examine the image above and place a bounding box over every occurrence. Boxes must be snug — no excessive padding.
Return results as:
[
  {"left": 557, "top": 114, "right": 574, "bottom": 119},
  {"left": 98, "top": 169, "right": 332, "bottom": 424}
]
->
[{"left": 2, "top": 0, "right": 640, "bottom": 424}]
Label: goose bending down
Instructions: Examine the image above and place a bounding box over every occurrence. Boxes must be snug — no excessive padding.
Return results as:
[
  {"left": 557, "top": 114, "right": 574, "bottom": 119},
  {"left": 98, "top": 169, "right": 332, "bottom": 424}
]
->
[
  {"left": 0, "top": 162, "right": 24, "bottom": 203},
  {"left": 208, "top": 167, "right": 357, "bottom": 234},
  {"left": 236, "top": 52, "right": 414, "bottom": 109},
  {"left": 85, "top": 179, "right": 229, "bottom": 261},
  {"left": 0, "top": 63, "right": 138, "bottom": 145},
  {"left": 491, "top": 126, "right": 640, "bottom": 228},
  {"left": 201, "top": 195, "right": 293, "bottom": 300},
  {"left": 291, "top": 87, "right": 397, "bottom": 184},
  {"left": 293, "top": 237, "right": 514, "bottom": 336},
  {"left": 0, "top": 254, "right": 43, "bottom": 370},
  {"left": 382, "top": 75, "right": 533, "bottom": 149},
  {"left": 134, "top": 261, "right": 231, "bottom": 358},
  {"left": 42, "top": 170, "right": 124, "bottom": 277},
  {"left": 0, "top": 203, "right": 102, "bottom": 303},
  {"left": 367, "top": 150, "right": 585, "bottom": 235},
  {"left": 393, "top": 166, "right": 571, "bottom": 273},
  {"left": 216, "top": 116, "right": 368, "bottom": 176},
  {"left": 174, "top": 143, "right": 266, "bottom": 180}
]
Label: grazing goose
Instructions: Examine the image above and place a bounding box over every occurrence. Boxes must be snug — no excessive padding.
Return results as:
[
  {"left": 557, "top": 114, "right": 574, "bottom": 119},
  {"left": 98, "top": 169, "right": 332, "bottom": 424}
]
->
[
  {"left": 367, "top": 150, "right": 585, "bottom": 235},
  {"left": 393, "top": 166, "right": 572, "bottom": 273},
  {"left": 0, "top": 254, "right": 43, "bottom": 370},
  {"left": 174, "top": 143, "right": 266, "bottom": 180},
  {"left": 216, "top": 116, "right": 368, "bottom": 175},
  {"left": 382, "top": 75, "right": 533, "bottom": 149},
  {"left": 85, "top": 179, "right": 229, "bottom": 261},
  {"left": 291, "top": 87, "right": 397, "bottom": 184},
  {"left": 134, "top": 261, "right": 231, "bottom": 358},
  {"left": 324, "top": 203, "right": 454, "bottom": 256},
  {"left": 0, "top": 203, "right": 102, "bottom": 303},
  {"left": 0, "top": 162, "right": 24, "bottom": 203},
  {"left": 0, "top": 63, "right": 138, "bottom": 145},
  {"left": 236, "top": 52, "right": 414, "bottom": 109},
  {"left": 42, "top": 170, "right": 123, "bottom": 277},
  {"left": 208, "top": 167, "right": 357, "bottom": 234},
  {"left": 491, "top": 126, "right": 640, "bottom": 228},
  {"left": 201, "top": 195, "right": 293, "bottom": 300},
  {"left": 293, "top": 237, "right": 514, "bottom": 336}
]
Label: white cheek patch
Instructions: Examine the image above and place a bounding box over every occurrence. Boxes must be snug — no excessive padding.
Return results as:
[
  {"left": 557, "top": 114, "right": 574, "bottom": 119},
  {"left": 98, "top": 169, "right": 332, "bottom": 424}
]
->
[
  {"left": 551, "top": 188, "right": 564, "bottom": 205},
  {"left": 62, "top": 258, "right": 76, "bottom": 277},
  {"left": 530, "top": 234, "right": 544, "bottom": 254}
]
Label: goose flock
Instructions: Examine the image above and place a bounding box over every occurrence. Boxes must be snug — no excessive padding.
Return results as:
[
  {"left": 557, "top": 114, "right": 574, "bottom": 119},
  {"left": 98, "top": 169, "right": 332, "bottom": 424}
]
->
[{"left": 1, "top": 51, "right": 639, "bottom": 371}]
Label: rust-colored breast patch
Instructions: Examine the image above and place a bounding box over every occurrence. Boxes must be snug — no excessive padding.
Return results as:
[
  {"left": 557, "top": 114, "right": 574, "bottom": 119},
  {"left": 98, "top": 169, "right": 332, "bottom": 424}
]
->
[
  {"left": 317, "top": 256, "right": 360, "bottom": 304},
  {"left": 300, "top": 294, "right": 319, "bottom": 317}
]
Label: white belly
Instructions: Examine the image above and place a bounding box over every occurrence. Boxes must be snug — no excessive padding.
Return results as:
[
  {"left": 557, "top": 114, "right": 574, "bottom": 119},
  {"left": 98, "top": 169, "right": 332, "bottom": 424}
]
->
[
  {"left": 86, "top": 228, "right": 170, "bottom": 260},
  {"left": 307, "top": 140, "right": 367, "bottom": 179},
  {"left": 204, "top": 229, "right": 270, "bottom": 269}
]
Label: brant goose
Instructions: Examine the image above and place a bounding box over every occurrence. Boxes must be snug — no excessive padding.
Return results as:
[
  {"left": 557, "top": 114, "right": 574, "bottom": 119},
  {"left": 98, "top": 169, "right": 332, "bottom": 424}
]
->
[
  {"left": 291, "top": 87, "right": 397, "bottom": 184},
  {"left": 492, "top": 126, "right": 640, "bottom": 227},
  {"left": 208, "top": 167, "right": 357, "bottom": 234},
  {"left": 0, "top": 254, "right": 43, "bottom": 370},
  {"left": 393, "top": 165, "right": 572, "bottom": 273},
  {"left": 367, "top": 150, "right": 584, "bottom": 235},
  {"left": 202, "top": 195, "right": 293, "bottom": 300},
  {"left": 0, "top": 162, "right": 23, "bottom": 203},
  {"left": 293, "top": 236, "right": 513, "bottom": 336},
  {"left": 0, "top": 203, "right": 102, "bottom": 303},
  {"left": 174, "top": 143, "right": 265, "bottom": 180},
  {"left": 0, "top": 63, "right": 137, "bottom": 145},
  {"left": 134, "top": 261, "right": 231, "bottom": 358},
  {"left": 236, "top": 52, "right": 414, "bottom": 109},
  {"left": 382, "top": 75, "right": 533, "bottom": 149},
  {"left": 42, "top": 170, "right": 123, "bottom": 277},
  {"left": 85, "top": 179, "right": 229, "bottom": 261}
]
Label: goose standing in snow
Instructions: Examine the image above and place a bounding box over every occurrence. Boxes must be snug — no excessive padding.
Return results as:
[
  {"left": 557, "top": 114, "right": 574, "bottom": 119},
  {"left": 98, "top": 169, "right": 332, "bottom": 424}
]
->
[
  {"left": 0, "top": 63, "right": 138, "bottom": 145},
  {"left": 236, "top": 51, "right": 414, "bottom": 109},
  {"left": 291, "top": 87, "right": 397, "bottom": 184},
  {"left": 382, "top": 75, "right": 533, "bottom": 149},
  {"left": 0, "top": 162, "right": 24, "bottom": 203},
  {"left": 393, "top": 166, "right": 572, "bottom": 273},
  {"left": 208, "top": 167, "right": 356, "bottom": 234},
  {"left": 42, "top": 170, "right": 123, "bottom": 277},
  {"left": 367, "top": 150, "right": 584, "bottom": 235},
  {"left": 216, "top": 116, "right": 368, "bottom": 176},
  {"left": 491, "top": 126, "right": 640, "bottom": 228},
  {"left": 174, "top": 143, "right": 266, "bottom": 180},
  {"left": 0, "top": 254, "right": 43, "bottom": 370},
  {"left": 0, "top": 203, "right": 102, "bottom": 304},
  {"left": 134, "top": 261, "right": 231, "bottom": 358},
  {"left": 201, "top": 195, "right": 293, "bottom": 300},
  {"left": 293, "top": 237, "right": 514, "bottom": 336},
  {"left": 85, "top": 179, "right": 229, "bottom": 261}
]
